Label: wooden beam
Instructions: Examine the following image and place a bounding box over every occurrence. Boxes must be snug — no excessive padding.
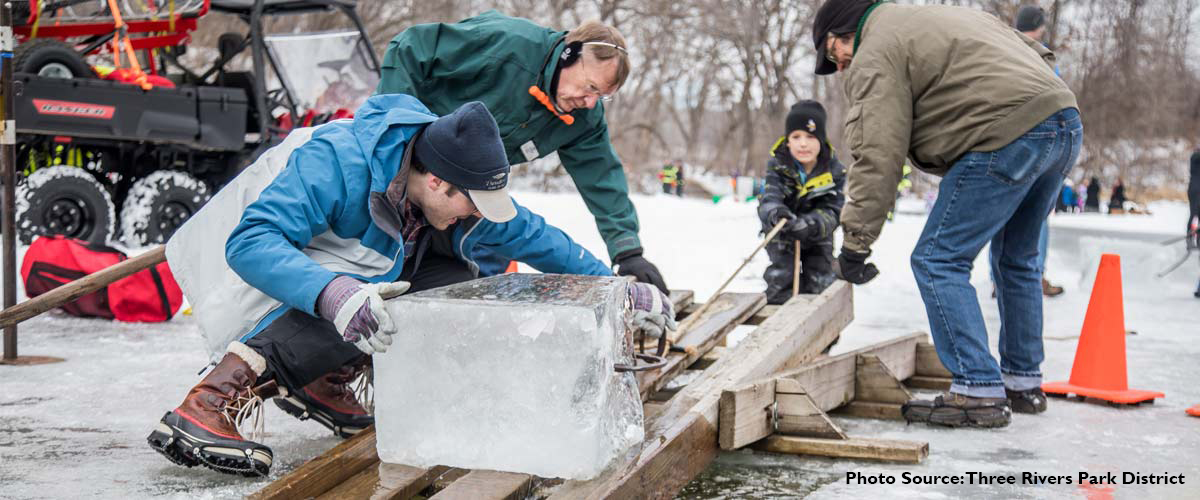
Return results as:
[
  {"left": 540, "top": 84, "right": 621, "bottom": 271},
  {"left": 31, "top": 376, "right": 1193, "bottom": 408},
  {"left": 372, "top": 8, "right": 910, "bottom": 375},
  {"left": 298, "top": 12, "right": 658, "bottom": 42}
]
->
[
  {"left": 772, "top": 333, "right": 924, "bottom": 412},
  {"left": 775, "top": 392, "right": 846, "bottom": 440},
  {"left": 429, "top": 470, "right": 532, "bottom": 500},
  {"left": 855, "top": 354, "right": 913, "bottom": 404},
  {"left": 688, "top": 346, "right": 725, "bottom": 371},
  {"left": 248, "top": 425, "right": 380, "bottom": 500},
  {"left": 636, "top": 293, "right": 764, "bottom": 400},
  {"left": 742, "top": 304, "right": 780, "bottom": 326},
  {"left": 833, "top": 401, "right": 903, "bottom": 420},
  {"left": 316, "top": 464, "right": 448, "bottom": 500},
  {"left": 755, "top": 435, "right": 928, "bottom": 464},
  {"left": 669, "top": 290, "right": 694, "bottom": 314},
  {"left": 915, "top": 341, "right": 953, "bottom": 378},
  {"left": 718, "top": 380, "right": 776, "bottom": 450},
  {"left": 547, "top": 281, "right": 853, "bottom": 499},
  {"left": 906, "top": 376, "right": 953, "bottom": 391},
  {"left": 0, "top": 246, "right": 165, "bottom": 329}
]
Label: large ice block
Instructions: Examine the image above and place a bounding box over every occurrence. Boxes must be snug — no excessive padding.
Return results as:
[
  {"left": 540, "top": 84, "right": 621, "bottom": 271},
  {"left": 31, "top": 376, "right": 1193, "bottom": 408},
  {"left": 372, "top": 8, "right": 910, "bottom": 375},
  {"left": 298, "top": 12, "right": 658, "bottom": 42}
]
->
[{"left": 373, "top": 273, "right": 645, "bottom": 480}]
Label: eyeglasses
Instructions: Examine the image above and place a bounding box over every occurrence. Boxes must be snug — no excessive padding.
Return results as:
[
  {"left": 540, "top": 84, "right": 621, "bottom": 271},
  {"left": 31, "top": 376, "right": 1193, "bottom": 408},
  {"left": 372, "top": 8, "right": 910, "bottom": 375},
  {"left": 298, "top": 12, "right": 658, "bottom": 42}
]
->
[
  {"left": 825, "top": 32, "right": 849, "bottom": 65},
  {"left": 581, "top": 56, "right": 618, "bottom": 102}
]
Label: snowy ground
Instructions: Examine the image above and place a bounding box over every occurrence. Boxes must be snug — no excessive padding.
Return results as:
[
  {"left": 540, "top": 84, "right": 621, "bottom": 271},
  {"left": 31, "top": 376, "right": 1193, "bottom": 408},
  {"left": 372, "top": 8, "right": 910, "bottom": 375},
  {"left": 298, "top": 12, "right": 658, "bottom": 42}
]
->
[{"left": 1, "top": 192, "right": 1198, "bottom": 499}]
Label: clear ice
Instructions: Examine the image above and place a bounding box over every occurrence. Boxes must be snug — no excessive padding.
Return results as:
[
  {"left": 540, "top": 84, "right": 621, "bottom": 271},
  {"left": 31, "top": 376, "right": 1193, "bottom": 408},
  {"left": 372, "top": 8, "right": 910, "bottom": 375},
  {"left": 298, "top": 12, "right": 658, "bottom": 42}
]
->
[{"left": 373, "top": 273, "right": 645, "bottom": 480}]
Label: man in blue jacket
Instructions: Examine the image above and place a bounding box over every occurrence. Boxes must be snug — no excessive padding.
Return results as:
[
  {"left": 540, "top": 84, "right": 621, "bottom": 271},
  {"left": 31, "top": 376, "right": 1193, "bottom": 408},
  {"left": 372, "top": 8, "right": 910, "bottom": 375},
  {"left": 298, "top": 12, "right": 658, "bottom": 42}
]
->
[{"left": 149, "top": 95, "right": 676, "bottom": 477}]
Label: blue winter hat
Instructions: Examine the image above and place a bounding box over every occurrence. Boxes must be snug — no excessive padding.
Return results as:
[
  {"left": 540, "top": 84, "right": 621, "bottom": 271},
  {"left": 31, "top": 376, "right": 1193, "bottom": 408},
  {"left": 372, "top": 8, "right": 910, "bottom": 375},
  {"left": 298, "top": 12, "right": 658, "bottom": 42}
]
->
[{"left": 414, "top": 101, "right": 516, "bottom": 223}]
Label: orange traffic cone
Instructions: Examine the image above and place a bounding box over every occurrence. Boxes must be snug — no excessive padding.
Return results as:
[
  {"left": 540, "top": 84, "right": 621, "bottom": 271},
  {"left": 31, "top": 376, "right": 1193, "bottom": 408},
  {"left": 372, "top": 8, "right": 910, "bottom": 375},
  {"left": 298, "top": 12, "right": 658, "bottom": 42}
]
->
[
  {"left": 1042, "top": 254, "right": 1164, "bottom": 404},
  {"left": 504, "top": 260, "right": 519, "bottom": 273},
  {"left": 1187, "top": 405, "right": 1200, "bottom": 417}
]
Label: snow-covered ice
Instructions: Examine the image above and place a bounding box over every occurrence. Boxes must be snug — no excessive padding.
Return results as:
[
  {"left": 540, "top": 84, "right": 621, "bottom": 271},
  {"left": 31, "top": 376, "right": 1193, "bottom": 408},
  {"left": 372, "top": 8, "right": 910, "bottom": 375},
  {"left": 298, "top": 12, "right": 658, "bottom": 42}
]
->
[
  {"left": 373, "top": 273, "right": 643, "bottom": 480},
  {"left": 1, "top": 191, "right": 1197, "bottom": 499}
]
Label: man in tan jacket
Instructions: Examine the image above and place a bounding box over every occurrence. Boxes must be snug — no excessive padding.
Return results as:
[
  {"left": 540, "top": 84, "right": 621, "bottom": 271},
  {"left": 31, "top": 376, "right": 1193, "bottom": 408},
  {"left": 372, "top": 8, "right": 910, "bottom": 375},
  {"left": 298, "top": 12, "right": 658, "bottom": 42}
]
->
[{"left": 812, "top": 0, "right": 1081, "bottom": 428}]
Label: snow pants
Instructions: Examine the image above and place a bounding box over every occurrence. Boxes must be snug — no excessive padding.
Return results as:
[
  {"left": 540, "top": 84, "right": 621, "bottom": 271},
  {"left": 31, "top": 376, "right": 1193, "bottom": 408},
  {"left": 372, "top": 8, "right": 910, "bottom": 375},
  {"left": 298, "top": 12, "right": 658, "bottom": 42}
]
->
[{"left": 762, "top": 237, "right": 834, "bottom": 305}]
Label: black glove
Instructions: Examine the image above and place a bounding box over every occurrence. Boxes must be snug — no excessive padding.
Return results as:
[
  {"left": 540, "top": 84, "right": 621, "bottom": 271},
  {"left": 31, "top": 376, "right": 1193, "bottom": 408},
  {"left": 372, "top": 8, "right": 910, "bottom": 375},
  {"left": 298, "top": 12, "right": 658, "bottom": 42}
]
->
[
  {"left": 766, "top": 207, "right": 794, "bottom": 227},
  {"left": 786, "top": 215, "right": 819, "bottom": 242},
  {"left": 614, "top": 248, "right": 669, "bottom": 294},
  {"left": 834, "top": 249, "right": 879, "bottom": 284}
]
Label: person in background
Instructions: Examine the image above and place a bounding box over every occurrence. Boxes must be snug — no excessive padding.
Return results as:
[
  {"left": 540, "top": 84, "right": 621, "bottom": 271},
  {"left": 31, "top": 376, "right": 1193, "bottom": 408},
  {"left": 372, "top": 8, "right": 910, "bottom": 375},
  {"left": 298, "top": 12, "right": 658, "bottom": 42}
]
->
[
  {"left": 1018, "top": 4, "right": 1064, "bottom": 296},
  {"left": 1109, "top": 177, "right": 1127, "bottom": 214},
  {"left": 1085, "top": 175, "right": 1102, "bottom": 212},
  {"left": 659, "top": 162, "right": 680, "bottom": 194},
  {"left": 1188, "top": 149, "right": 1199, "bottom": 298},
  {"left": 757, "top": 101, "right": 846, "bottom": 304},
  {"left": 1058, "top": 178, "right": 1076, "bottom": 213},
  {"left": 675, "top": 161, "right": 686, "bottom": 197}
]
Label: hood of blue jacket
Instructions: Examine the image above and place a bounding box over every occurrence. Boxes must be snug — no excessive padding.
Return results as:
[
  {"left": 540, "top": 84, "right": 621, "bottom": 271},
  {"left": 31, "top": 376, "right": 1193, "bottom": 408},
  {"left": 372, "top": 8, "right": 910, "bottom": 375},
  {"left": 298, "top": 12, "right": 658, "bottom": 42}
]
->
[{"left": 352, "top": 94, "right": 439, "bottom": 193}]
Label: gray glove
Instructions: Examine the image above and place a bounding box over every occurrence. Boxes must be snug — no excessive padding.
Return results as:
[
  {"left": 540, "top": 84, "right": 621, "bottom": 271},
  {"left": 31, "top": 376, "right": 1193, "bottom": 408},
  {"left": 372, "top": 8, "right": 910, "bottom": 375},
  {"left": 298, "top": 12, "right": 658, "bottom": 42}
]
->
[
  {"left": 626, "top": 281, "right": 677, "bottom": 339},
  {"left": 318, "top": 276, "right": 411, "bottom": 354}
]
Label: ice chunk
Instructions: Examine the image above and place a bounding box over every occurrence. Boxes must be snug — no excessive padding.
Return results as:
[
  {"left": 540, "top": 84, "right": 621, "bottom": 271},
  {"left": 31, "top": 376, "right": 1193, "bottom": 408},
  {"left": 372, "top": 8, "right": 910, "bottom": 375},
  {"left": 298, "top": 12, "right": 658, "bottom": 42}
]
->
[{"left": 373, "top": 274, "right": 644, "bottom": 480}]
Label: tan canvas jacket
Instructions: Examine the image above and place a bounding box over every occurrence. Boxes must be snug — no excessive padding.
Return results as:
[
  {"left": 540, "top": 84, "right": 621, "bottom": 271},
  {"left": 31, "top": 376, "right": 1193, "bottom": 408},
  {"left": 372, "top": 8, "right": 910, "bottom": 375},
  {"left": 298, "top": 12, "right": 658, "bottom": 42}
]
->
[{"left": 839, "top": 3, "right": 1078, "bottom": 253}]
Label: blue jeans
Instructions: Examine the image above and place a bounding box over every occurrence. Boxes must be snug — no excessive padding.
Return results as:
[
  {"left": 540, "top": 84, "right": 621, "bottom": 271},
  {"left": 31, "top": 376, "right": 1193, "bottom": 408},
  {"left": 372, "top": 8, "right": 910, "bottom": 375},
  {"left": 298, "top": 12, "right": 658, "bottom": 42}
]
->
[{"left": 911, "top": 108, "right": 1082, "bottom": 398}]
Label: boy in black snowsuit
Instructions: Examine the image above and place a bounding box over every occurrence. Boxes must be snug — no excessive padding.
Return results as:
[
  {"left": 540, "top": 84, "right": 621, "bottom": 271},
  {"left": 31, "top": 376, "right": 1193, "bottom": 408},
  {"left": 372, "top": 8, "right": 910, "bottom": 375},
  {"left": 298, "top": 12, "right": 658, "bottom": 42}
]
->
[{"left": 757, "top": 101, "right": 846, "bottom": 304}]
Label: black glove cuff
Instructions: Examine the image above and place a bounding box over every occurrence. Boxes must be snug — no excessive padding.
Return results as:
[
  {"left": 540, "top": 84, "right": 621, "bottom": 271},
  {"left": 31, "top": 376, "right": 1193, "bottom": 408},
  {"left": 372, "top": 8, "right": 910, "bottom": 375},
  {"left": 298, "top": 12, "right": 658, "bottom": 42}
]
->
[
  {"left": 841, "top": 248, "right": 871, "bottom": 261},
  {"left": 614, "top": 247, "right": 644, "bottom": 263}
]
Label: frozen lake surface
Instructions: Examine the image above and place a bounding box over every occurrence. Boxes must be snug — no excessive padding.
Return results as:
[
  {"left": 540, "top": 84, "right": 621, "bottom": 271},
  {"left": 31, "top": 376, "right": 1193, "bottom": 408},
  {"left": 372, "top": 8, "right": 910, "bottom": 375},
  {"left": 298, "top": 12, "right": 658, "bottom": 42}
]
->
[{"left": 2, "top": 193, "right": 1197, "bottom": 499}]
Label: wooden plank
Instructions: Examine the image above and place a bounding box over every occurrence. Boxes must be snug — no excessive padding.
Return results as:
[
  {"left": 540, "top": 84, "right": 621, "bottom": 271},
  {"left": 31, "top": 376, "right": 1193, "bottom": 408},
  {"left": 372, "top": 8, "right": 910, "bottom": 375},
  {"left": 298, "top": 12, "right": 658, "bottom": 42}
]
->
[
  {"left": 755, "top": 435, "right": 928, "bottom": 464},
  {"left": 249, "top": 425, "right": 379, "bottom": 500},
  {"left": 718, "top": 380, "right": 775, "bottom": 450},
  {"left": 669, "top": 290, "right": 694, "bottom": 314},
  {"left": 770, "top": 333, "right": 925, "bottom": 413},
  {"left": 906, "top": 375, "right": 953, "bottom": 391},
  {"left": 0, "top": 246, "right": 165, "bottom": 329},
  {"left": 833, "top": 401, "right": 904, "bottom": 420},
  {"left": 317, "top": 463, "right": 448, "bottom": 500},
  {"left": 547, "top": 281, "right": 853, "bottom": 499},
  {"left": 636, "top": 293, "right": 764, "bottom": 400},
  {"left": 777, "top": 356, "right": 856, "bottom": 412},
  {"left": 855, "top": 354, "right": 913, "bottom": 404},
  {"left": 915, "top": 341, "right": 953, "bottom": 378},
  {"left": 427, "top": 468, "right": 472, "bottom": 494},
  {"left": 742, "top": 304, "right": 781, "bottom": 326},
  {"left": 688, "top": 346, "right": 725, "bottom": 371},
  {"left": 865, "top": 336, "right": 919, "bottom": 381},
  {"left": 430, "top": 469, "right": 532, "bottom": 500},
  {"left": 775, "top": 392, "right": 846, "bottom": 440}
]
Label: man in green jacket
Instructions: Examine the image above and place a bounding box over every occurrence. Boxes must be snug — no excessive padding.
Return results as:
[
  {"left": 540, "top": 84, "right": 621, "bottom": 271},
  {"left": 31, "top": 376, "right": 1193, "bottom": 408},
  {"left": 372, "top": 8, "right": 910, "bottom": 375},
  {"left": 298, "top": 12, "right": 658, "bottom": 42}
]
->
[
  {"left": 813, "top": 0, "right": 1081, "bottom": 428},
  {"left": 377, "top": 11, "right": 668, "bottom": 292}
]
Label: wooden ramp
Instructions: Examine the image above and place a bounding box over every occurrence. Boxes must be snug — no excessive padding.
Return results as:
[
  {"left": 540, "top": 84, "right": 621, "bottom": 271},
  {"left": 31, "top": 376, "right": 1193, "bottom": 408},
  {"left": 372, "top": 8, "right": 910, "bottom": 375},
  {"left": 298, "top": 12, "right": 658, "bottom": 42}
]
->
[{"left": 252, "top": 281, "right": 949, "bottom": 499}]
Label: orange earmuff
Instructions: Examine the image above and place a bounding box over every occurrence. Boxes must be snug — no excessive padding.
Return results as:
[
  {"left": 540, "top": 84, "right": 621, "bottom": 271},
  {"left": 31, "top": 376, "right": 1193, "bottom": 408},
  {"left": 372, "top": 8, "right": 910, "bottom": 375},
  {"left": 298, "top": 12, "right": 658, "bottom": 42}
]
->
[{"left": 528, "top": 86, "right": 574, "bottom": 126}]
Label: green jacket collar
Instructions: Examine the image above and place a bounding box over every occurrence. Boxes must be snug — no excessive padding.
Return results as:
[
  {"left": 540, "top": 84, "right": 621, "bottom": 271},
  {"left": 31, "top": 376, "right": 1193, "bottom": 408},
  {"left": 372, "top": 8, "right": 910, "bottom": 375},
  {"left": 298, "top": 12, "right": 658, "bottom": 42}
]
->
[
  {"left": 853, "top": 1, "right": 889, "bottom": 54},
  {"left": 538, "top": 36, "right": 568, "bottom": 94}
]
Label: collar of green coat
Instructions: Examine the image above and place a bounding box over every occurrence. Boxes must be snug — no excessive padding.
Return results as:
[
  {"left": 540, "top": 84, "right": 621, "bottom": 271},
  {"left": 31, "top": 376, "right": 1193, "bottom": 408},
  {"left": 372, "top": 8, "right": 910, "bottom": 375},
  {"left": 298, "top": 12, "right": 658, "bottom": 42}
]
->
[
  {"left": 853, "top": 1, "right": 890, "bottom": 54},
  {"left": 538, "top": 36, "right": 568, "bottom": 97}
]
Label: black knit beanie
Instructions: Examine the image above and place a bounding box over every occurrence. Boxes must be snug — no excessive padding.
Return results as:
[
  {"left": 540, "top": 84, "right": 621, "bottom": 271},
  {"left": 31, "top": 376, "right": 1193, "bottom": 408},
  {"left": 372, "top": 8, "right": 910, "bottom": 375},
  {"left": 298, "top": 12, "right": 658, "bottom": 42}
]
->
[
  {"left": 1015, "top": 5, "right": 1046, "bottom": 32},
  {"left": 785, "top": 100, "right": 828, "bottom": 144}
]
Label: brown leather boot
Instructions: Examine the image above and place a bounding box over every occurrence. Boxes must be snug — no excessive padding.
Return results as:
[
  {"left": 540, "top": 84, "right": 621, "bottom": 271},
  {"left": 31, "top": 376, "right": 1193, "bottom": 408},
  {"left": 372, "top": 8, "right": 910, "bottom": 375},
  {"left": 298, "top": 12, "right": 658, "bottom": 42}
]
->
[
  {"left": 147, "top": 343, "right": 276, "bottom": 477},
  {"left": 274, "top": 359, "right": 374, "bottom": 438},
  {"left": 1042, "top": 278, "right": 1064, "bottom": 297}
]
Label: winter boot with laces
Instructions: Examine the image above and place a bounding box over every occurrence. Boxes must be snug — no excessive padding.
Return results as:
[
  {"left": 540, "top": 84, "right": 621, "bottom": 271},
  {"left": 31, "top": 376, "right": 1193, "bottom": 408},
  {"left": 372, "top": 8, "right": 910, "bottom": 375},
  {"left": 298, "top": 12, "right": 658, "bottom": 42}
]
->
[
  {"left": 901, "top": 392, "right": 1012, "bottom": 428},
  {"left": 274, "top": 359, "right": 374, "bottom": 438},
  {"left": 147, "top": 343, "right": 276, "bottom": 477},
  {"left": 1006, "top": 387, "right": 1048, "bottom": 414}
]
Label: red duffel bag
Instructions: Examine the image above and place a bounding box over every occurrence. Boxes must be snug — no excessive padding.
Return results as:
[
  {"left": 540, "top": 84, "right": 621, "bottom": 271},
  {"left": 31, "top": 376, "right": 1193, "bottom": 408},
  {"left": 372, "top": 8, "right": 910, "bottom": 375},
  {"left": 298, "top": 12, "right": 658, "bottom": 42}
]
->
[{"left": 20, "top": 235, "right": 182, "bottom": 322}]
